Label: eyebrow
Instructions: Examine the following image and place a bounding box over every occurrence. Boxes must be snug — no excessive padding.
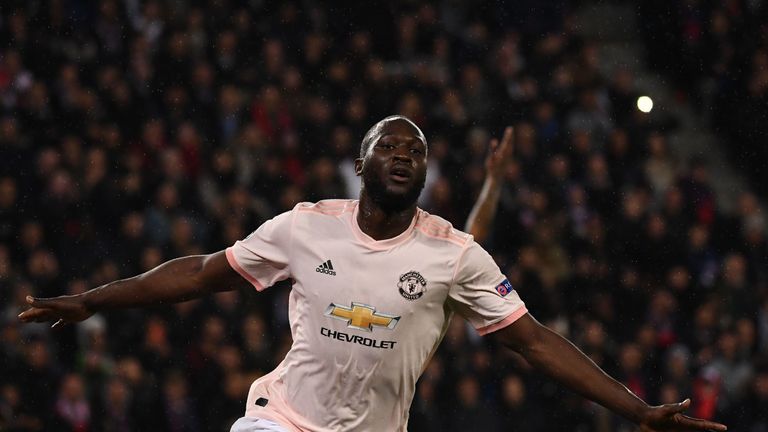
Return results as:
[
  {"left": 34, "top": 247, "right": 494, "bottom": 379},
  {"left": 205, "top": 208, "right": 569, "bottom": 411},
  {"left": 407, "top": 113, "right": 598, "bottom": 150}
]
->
[{"left": 379, "top": 134, "right": 426, "bottom": 146}]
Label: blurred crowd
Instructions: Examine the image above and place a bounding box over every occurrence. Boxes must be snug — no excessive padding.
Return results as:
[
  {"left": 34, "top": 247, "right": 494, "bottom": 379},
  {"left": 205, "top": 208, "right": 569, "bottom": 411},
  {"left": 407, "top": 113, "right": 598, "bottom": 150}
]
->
[
  {"left": 0, "top": 0, "right": 767, "bottom": 431},
  {"left": 639, "top": 0, "right": 768, "bottom": 199}
]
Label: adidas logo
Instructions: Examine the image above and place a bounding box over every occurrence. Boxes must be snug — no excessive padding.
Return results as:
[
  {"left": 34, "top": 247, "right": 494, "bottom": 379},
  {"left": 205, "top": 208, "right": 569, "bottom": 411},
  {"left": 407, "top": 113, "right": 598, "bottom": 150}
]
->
[{"left": 316, "top": 260, "right": 336, "bottom": 276}]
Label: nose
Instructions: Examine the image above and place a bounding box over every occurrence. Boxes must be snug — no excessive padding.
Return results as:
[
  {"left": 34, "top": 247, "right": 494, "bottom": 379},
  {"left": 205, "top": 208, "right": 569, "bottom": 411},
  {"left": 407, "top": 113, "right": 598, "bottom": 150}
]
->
[
  {"left": 393, "top": 153, "right": 410, "bottom": 162},
  {"left": 393, "top": 148, "right": 412, "bottom": 163}
]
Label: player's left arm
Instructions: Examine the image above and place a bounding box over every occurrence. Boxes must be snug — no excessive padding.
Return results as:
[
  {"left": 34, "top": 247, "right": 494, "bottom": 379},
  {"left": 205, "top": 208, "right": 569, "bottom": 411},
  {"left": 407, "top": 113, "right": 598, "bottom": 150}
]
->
[
  {"left": 495, "top": 313, "right": 728, "bottom": 431},
  {"left": 464, "top": 127, "right": 513, "bottom": 244}
]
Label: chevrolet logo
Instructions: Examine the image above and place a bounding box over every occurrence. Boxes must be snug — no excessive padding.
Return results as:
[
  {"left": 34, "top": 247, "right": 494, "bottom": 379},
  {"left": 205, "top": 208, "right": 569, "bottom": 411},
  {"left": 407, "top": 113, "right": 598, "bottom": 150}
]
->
[{"left": 324, "top": 302, "right": 400, "bottom": 332}]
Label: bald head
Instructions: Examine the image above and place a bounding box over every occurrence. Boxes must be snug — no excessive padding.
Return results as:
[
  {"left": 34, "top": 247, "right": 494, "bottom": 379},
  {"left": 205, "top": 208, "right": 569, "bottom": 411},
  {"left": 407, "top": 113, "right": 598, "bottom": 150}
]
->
[
  {"left": 359, "top": 115, "right": 427, "bottom": 159},
  {"left": 355, "top": 115, "right": 428, "bottom": 212}
]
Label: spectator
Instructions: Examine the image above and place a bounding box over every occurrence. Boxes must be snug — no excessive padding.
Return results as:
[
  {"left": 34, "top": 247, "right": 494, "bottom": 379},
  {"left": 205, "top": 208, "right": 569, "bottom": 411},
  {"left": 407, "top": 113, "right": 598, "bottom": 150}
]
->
[{"left": 53, "top": 373, "right": 91, "bottom": 432}]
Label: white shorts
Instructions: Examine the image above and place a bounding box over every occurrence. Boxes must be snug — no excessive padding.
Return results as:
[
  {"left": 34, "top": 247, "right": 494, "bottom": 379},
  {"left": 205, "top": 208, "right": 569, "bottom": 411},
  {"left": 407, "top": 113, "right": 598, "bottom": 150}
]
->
[{"left": 230, "top": 416, "right": 290, "bottom": 432}]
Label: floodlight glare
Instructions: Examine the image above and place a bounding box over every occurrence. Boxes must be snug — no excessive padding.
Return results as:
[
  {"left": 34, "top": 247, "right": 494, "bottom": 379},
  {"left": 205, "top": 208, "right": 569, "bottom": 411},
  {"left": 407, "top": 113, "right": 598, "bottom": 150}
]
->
[{"left": 637, "top": 96, "right": 653, "bottom": 113}]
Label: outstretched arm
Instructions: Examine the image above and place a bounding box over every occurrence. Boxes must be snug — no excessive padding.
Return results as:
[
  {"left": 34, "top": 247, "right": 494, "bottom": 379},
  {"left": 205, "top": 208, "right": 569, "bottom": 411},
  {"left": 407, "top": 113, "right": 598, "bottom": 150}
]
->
[
  {"left": 465, "top": 127, "right": 513, "bottom": 244},
  {"left": 496, "top": 313, "right": 727, "bottom": 431},
  {"left": 18, "top": 251, "right": 247, "bottom": 328}
]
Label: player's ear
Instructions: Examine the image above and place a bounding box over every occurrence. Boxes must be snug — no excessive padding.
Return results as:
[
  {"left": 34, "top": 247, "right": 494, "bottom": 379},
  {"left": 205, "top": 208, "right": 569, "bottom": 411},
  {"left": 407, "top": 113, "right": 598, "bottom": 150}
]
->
[{"left": 354, "top": 158, "right": 363, "bottom": 176}]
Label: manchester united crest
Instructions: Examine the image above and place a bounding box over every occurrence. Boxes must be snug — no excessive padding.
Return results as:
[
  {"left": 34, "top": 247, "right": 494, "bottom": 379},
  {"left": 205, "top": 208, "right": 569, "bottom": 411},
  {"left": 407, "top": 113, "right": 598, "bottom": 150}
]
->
[{"left": 398, "top": 271, "right": 427, "bottom": 301}]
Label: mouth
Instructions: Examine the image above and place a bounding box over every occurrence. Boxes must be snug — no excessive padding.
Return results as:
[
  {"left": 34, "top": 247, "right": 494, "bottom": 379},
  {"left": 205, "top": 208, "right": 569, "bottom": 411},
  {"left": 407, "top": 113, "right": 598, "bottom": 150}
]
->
[{"left": 389, "top": 166, "right": 413, "bottom": 183}]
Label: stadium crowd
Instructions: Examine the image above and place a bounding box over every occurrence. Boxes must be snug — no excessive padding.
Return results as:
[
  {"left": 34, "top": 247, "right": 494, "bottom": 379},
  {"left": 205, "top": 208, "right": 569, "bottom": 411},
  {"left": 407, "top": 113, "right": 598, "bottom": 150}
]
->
[
  {"left": 639, "top": 0, "right": 768, "bottom": 200},
  {"left": 0, "top": 0, "right": 767, "bottom": 431}
]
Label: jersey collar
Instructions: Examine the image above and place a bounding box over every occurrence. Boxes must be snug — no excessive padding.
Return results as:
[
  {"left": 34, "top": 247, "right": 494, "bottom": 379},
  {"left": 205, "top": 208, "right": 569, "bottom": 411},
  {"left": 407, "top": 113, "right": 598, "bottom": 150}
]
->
[{"left": 350, "top": 200, "right": 419, "bottom": 250}]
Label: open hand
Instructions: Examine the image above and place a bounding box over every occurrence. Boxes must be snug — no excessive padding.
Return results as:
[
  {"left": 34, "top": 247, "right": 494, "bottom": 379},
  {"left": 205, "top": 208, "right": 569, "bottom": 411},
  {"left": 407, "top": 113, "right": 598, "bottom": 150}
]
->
[
  {"left": 485, "top": 126, "right": 514, "bottom": 180},
  {"left": 18, "top": 295, "right": 94, "bottom": 329},
  {"left": 639, "top": 399, "right": 727, "bottom": 432}
]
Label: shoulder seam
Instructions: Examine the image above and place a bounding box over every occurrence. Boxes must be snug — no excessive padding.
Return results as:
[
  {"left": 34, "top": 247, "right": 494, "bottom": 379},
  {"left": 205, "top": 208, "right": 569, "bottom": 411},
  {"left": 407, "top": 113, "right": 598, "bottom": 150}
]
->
[
  {"left": 416, "top": 218, "right": 468, "bottom": 245},
  {"left": 449, "top": 236, "right": 473, "bottom": 291},
  {"left": 295, "top": 201, "right": 353, "bottom": 216},
  {"left": 416, "top": 226, "right": 466, "bottom": 246}
]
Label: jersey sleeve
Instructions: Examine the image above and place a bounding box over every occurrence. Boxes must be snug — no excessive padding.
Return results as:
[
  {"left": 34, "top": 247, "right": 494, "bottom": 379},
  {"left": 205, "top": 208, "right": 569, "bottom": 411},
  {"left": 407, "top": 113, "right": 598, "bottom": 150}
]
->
[
  {"left": 448, "top": 240, "right": 527, "bottom": 336},
  {"left": 225, "top": 209, "right": 294, "bottom": 291}
]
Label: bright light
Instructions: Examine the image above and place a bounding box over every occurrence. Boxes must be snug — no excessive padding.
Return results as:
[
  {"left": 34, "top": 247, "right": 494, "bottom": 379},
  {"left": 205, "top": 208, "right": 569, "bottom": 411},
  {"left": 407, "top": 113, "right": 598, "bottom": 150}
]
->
[{"left": 637, "top": 96, "right": 653, "bottom": 113}]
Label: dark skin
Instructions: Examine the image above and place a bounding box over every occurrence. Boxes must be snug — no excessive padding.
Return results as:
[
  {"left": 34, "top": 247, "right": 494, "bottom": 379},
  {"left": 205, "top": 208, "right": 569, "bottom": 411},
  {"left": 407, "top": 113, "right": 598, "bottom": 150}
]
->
[
  {"left": 470, "top": 125, "right": 726, "bottom": 431},
  {"left": 465, "top": 126, "right": 513, "bottom": 243},
  {"left": 497, "top": 315, "right": 725, "bottom": 431},
  {"left": 18, "top": 251, "right": 243, "bottom": 328},
  {"left": 19, "top": 116, "right": 726, "bottom": 431},
  {"left": 354, "top": 118, "right": 428, "bottom": 240}
]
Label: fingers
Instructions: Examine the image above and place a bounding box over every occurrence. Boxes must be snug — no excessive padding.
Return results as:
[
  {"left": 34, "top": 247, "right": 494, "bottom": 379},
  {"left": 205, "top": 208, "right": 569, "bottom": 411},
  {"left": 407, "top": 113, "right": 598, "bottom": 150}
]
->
[
  {"left": 499, "top": 126, "right": 514, "bottom": 154},
  {"left": 26, "top": 295, "right": 76, "bottom": 312},
  {"left": 26, "top": 295, "right": 39, "bottom": 305},
  {"left": 25, "top": 295, "right": 54, "bottom": 308},
  {"left": 18, "top": 307, "right": 58, "bottom": 323},
  {"left": 675, "top": 414, "right": 727, "bottom": 431},
  {"left": 19, "top": 308, "right": 72, "bottom": 330},
  {"left": 665, "top": 399, "right": 727, "bottom": 431},
  {"left": 655, "top": 399, "right": 690, "bottom": 417},
  {"left": 19, "top": 307, "right": 74, "bottom": 330},
  {"left": 670, "top": 399, "right": 691, "bottom": 413},
  {"left": 488, "top": 138, "right": 499, "bottom": 153},
  {"left": 19, "top": 294, "right": 90, "bottom": 327},
  {"left": 487, "top": 126, "right": 514, "bottom": 160},
  {"left": 18, "top": 296, "right": 66, "bottom": 323}
]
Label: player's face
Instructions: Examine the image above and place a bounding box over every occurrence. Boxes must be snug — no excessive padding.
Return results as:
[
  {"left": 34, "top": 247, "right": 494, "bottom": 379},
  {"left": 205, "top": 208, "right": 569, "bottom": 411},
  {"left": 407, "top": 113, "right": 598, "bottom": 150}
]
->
[{"left": 357, "top": 120, "right": 427, "bottom": 210}]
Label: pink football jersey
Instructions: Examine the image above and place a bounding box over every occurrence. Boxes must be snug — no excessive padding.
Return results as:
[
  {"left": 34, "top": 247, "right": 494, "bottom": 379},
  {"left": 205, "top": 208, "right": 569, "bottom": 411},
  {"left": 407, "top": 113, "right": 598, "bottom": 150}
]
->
[{"left": 226, "top": 199, "right": 527, "bottom": 431}]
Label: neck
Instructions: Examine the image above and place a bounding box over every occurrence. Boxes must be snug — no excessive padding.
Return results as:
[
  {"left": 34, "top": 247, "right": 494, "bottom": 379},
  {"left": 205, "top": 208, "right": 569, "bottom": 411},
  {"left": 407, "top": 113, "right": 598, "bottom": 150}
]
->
[{"left": 357, "top": 191, "right": 417, "bottom": 240}]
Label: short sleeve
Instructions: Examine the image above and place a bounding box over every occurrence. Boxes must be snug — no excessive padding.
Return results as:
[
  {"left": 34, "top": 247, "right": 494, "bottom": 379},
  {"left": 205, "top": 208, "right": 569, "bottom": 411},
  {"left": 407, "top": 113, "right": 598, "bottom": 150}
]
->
[
  {"left": 225, "top": 209, "right": 294, "bottom": 291},
  {"left": 448, "top": 240, "right": 527, "bottom": 336}
]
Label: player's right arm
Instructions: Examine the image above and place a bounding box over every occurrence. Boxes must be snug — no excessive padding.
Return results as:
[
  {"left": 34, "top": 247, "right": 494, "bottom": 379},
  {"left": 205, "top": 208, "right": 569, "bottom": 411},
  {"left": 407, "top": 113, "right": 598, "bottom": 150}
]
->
[{"left": 18, "top": 251, "right": 247, "bottom": 328}]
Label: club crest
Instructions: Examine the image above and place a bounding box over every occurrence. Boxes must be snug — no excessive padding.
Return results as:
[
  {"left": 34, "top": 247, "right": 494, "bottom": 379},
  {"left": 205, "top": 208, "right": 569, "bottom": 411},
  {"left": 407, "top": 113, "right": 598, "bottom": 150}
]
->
[{"left": 398, "top": 271, "right": 427, "bottom": 301}]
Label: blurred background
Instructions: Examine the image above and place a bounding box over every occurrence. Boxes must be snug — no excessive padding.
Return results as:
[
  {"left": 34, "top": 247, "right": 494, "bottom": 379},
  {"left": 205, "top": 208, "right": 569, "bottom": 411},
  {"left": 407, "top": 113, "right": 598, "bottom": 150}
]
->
[{"left": 1, "top": 0, "right": 767, "bottom": 431}]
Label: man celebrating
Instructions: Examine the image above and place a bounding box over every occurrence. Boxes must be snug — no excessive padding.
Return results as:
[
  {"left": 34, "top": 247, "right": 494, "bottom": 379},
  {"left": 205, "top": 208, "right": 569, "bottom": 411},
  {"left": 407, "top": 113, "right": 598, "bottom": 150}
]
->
[{"left": 20, "top": 116, "right": 726, "bottom": 432}]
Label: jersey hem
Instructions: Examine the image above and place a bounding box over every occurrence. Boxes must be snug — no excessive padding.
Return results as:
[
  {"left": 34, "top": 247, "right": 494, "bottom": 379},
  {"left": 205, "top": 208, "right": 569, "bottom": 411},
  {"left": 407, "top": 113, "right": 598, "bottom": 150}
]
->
[
  {"left": 234, "top": 414, "right": 300, "bottom": 432},
  {"left": 226, "top": 247, "right": 267, "bottom": 291},
  {"left": 475, "top": 306, "right": 528, "bottom": 336}
]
